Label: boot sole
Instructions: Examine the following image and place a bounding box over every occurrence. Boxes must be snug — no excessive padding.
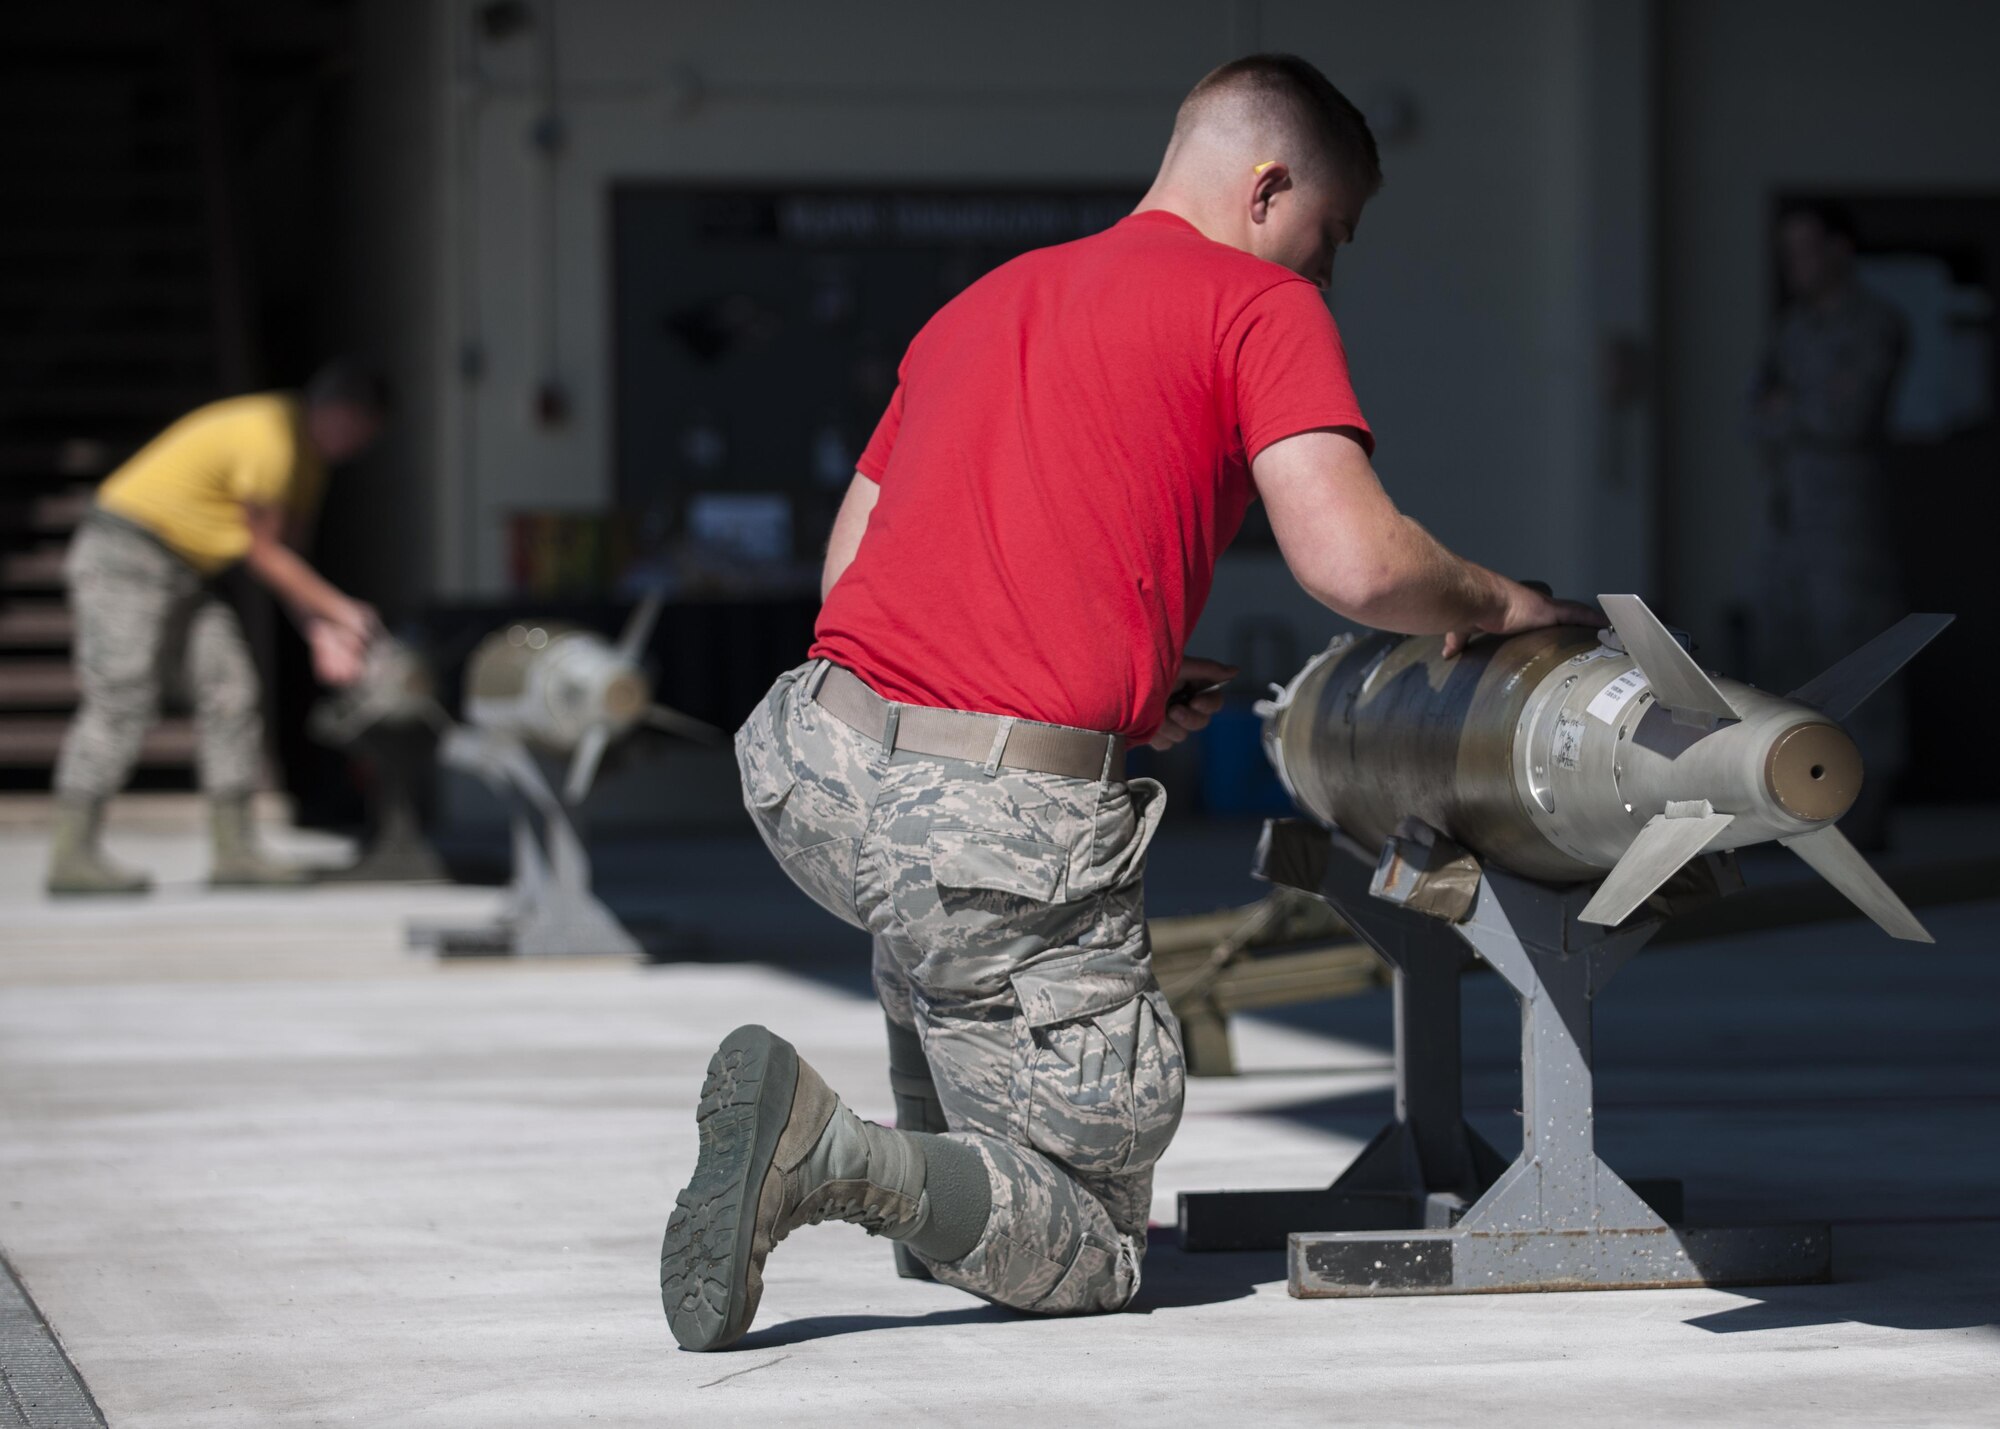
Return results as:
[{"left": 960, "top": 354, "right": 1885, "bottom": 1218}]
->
[{"left": 660, "top": 1025, "right": 798, "bottom": 1352}]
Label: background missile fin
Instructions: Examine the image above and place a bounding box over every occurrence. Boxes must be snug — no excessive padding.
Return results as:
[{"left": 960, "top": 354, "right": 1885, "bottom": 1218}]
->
[
  {"left": 562, "top": 721, "right": 612, "bottom": 805},
  {"left": 1780, "top": 824, "right": 1933, "bottom": 942},
  {"left": 614, "top": 588, "right": 666, "bottom": 664},
  {"left": 1786, "top": 613, "right": 1955, "bottom": 721},
  {"left": 1579, "top": 807, "right": 1736, "bottom": 927},
  {"left": 1598, "top": 594, "right": 1743, "bottom": 722},
  {"left": 644, "top": 703, "right": 728, "bottom": 745}
]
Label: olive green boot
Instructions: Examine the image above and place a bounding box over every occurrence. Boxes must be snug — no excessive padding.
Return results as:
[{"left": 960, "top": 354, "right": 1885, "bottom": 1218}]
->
[
  {"left": 208, "top": 794, "right": 312, "bottom": 887},
  {"left": 660, "top": 1025, "right": 992, "bottom": 1352},
  {"left": 45, "top": 798, "right": 152, "bottom": 896}
]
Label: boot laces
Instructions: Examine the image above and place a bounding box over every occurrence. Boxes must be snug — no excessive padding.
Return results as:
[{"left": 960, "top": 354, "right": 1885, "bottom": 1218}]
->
[{"left": 798, "top": 1188, "right": 897, "bottom": 1233}]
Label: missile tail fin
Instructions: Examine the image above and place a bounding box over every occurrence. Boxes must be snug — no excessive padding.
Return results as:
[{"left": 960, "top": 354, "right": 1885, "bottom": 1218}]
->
[
  {"left": 563, "top": 722, "right": 612, "bottom": 805},
  {"left": 1598, "top": 595, "right": 1743, "bottom": 723},
  {"left": 615, "top": 588, "right": 667, "bottom": 664},
  {"left": 1786, "top": 614, "right": 1954, "bottom": 721},
  {"left": 1579, "top": 806, "right": 1737, "bottom": 927},
  {"left": 1780, "top": 824, "right": 1933, "bottom": 942}
]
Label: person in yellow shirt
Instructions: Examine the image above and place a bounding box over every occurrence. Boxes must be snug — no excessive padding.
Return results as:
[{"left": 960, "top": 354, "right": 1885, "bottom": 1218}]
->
[{"left": 47, "top": 361, "right": 388, "bottom": 895}]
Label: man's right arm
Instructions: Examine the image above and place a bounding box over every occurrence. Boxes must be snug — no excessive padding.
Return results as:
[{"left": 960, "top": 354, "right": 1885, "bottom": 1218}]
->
[
  {"left": 241, "top": 502, "right": 376, "bottom": 640},
  {"left": 1253, "top": 430, "right": 1601, "bottom": 655}
]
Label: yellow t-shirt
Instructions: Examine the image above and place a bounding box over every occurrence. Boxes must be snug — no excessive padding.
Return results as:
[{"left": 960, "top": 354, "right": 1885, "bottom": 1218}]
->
[{"left": 95, "top": 393, "right": 327, "bottom": 575}]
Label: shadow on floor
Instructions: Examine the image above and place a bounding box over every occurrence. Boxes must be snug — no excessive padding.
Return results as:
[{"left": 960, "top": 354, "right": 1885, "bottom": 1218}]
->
[
  {"left": 730, "top": 1304, "right": 1017, "bottom": 1350},
  {"left": 1681, "top": 1220, "right": 2000, "bottom": 1335},
  {"left": 1128, "top": 1232, "right": 1280, "bottom": 1313},
  {"left": 603, "top": 823, "right": 1999, "bottom": 1342},
  {"left": 728, "top": 1232, "right": 1276, "bottom": 1350}
]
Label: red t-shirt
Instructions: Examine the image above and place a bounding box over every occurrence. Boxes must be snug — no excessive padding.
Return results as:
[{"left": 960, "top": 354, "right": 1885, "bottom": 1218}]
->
[{"left": 810, "top": 209, "right": 1371, "bottom": 742}]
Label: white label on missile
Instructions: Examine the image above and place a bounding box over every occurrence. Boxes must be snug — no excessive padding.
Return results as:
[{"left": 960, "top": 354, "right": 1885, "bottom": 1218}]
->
[
  {"left": 1587, "top": 669, "right": 1651, "bottom": 725},
  {"left": 1552, "top": 714, "right": 1586, "bottom": 770}
]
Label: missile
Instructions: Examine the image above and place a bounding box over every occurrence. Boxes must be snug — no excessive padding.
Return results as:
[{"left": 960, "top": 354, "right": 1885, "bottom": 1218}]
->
[
  {"left": 462, "top": 592, "right": 725, "bottom": 805},
  {"left": 1257, "top": 595, "right": 1953, "bottom": 940}
]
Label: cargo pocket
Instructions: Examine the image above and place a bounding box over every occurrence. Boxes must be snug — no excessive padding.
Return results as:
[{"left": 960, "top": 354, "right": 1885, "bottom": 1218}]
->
[
  {"left": 1012, "top": 957, "right": 1185, "bottom": 1176},
  {"left": 931, "top": 827, "right": 1068, "bottom": 910}
]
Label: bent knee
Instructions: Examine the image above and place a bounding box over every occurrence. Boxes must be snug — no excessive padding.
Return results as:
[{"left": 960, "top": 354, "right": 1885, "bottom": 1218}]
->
[{"left": 975, "top": 1231, "right": 1142, "bottom": 1317}]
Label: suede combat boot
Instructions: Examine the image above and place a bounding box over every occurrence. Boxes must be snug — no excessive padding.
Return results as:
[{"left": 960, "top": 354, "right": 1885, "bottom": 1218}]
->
[
  {"left": 207, "top": 794, "right": 311, "bottom": 887},
  {"left": 660, "top": 1025, "right": 991, "bottom": 1352},
  {"left": 45, "top": 798, "right": 151, "bottom": 896}
]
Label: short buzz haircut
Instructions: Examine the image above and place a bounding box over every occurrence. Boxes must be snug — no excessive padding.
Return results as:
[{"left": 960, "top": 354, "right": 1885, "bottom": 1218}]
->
[
  {"left": 305, "top": 357, "right": 394, "bottom": 416},
  {"left": 1178, "top": 53, "right": 1383, "bottom": 195}
]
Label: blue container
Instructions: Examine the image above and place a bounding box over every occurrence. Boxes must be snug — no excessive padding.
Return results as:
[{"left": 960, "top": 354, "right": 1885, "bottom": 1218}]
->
[{"left": 1196, "top": 702, "right": 1296, "bottom": 817}]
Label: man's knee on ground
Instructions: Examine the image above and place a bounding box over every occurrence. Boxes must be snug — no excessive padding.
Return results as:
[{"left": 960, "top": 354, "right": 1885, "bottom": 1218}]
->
[
  {"left": 914, "top": 1133, "right": 1143, "bottom": 1316},
  {"left": 958, "top": 1231, "right": 1142, "bottom": 1317}
]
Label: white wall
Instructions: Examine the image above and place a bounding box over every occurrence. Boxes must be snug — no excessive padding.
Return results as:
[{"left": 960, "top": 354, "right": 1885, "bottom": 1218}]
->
[
  {"left": 1660, "top": 0, "right": 2000, "bottom": 641},
  {"left": 418, "top": 0, "right": 1658, "bottom": 667}
]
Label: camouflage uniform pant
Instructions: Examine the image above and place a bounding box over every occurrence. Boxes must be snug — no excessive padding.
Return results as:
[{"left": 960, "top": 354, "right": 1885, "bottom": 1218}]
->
[
  {"left": 735, "top": 660, "right": 1185, "bottom": 1315},
  {"left": 53, "top": 515, "right": 263, "bottom": 800}
]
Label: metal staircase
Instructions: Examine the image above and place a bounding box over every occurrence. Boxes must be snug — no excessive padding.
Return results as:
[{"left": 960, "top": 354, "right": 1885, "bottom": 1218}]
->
[{"left": 0, "top": 6, "right": 223, "bottom": 788}]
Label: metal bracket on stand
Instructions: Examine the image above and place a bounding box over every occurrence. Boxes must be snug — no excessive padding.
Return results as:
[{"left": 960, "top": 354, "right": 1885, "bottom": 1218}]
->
[{"left": 1177, "top": 819, "right": 1831, "bottom": 1296}]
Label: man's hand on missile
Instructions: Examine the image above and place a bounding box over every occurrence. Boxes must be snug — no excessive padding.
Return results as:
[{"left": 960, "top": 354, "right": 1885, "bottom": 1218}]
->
[
  {"left": 307, "top": 618, "right": 369, "bottom": 687},
  {"left": 325, "top": 595, "right": 382, "bottom": 643},
  {"left": 1442, "top": 578, "right": 1606, "bottom": 659},
  {"left": 1147, "top": 656, "right": 1238, "bottom": 751}
]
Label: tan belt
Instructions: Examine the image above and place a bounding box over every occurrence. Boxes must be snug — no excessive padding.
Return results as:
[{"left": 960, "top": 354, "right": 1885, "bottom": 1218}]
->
[{"left": 812, "top": 664, "right": 1125, "bottom": 783}]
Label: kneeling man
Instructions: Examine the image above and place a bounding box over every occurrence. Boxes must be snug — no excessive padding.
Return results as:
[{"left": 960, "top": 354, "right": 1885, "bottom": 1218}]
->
[{"left": 661, "top": 54, "right": 1596, "bottom": 1349}]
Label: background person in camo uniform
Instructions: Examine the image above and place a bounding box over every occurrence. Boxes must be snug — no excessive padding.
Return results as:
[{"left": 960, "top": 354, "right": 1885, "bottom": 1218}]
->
[
  {"left": 660, "top": 55, "right": 1600, "bottom": 1352},
  {"left": 46, "top": 361, "right": 387, "bottom": 896},
  {"left": 1748, "top": 202, "right": 1909, "bottom": 849}
]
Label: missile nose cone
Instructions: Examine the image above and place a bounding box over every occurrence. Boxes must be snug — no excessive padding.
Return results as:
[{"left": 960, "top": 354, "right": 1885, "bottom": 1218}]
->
[{"left": 1765, "top": 720, "right": 1863, "bottom": 823}]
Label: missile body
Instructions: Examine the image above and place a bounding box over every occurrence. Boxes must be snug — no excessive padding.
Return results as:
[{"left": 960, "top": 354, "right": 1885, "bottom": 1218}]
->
[
  {"left": 1259, "top": 596, "right": 1951, "bottom": 939},
  {"left": 457, "top": 595, "right": 723, "bottom": 805},
  {"left": 465, "top": 621, "right": 651, "bottom": 753}
]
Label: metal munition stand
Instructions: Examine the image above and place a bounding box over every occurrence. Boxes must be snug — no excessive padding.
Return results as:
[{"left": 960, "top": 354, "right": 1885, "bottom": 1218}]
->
[
  {"left": 407, "top": 728, "right": 640, "bottom": 958},
  {"left": 1178, "top": 819, "right": 1831, "bottom": 1297}
]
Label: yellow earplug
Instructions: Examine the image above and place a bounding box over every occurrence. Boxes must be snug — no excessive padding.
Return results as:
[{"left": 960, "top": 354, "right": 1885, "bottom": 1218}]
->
[{"left": 1253, "top": 159, "right": 1280, "bottom": 175}]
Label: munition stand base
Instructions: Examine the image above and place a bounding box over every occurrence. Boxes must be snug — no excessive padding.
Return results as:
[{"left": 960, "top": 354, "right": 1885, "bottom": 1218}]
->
[
  {"left": 318, "top": 726, "right": 448, "bottom": 885},
  {"left": 1176, "top": 819, "right": 1831, "bottom": 1297}
]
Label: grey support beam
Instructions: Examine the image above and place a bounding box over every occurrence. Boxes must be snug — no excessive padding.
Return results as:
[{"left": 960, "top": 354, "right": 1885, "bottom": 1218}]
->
[{"left": 1182, "top": 819, "right": 1832, "bottom": 1298}]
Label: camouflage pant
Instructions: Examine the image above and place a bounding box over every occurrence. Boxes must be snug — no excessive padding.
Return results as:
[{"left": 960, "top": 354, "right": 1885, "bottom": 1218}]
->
[
  {"left": 53, "top": 516, "right": 263, "bottom": 800},
  {"left": 735, "top": 660, "right": 1184, "bottom": 1314}
]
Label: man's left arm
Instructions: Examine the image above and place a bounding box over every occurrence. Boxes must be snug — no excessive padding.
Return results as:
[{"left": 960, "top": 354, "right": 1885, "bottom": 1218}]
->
[{"left": 821, "top": 472, "right": 880, "bottom": 600}]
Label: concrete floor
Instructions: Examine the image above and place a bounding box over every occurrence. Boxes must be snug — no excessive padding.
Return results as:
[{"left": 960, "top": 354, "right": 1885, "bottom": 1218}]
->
[{"left": 1, "top": 796, "right": 1997, "bottom": 1427}]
